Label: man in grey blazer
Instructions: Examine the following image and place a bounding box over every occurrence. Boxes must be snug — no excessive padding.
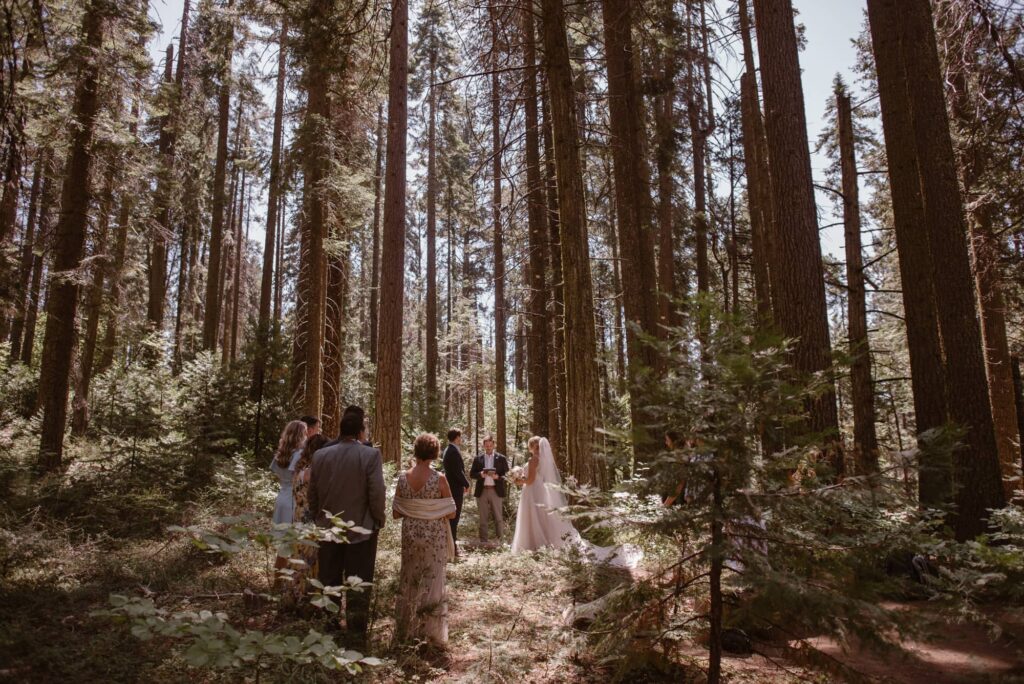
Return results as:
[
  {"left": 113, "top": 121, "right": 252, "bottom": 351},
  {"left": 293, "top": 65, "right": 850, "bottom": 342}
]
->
[{"left": 308, "top": 406, "right": 386, "bottom": 644}]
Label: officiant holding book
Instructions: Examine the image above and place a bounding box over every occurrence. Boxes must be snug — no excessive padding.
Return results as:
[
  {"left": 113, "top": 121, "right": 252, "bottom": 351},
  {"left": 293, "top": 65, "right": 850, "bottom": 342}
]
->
[{"left": 469, "top": 435, "right": 509, "bottom": 544}]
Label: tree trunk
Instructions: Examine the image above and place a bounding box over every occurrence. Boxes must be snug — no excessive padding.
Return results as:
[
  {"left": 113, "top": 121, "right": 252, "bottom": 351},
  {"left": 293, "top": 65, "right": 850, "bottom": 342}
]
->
[
  {"left": 866, "top": 0, "right": 950, "bottom": 506},
  {"left": 836, "top": 87, "right": 879, "bottom": 476},
  {"left": 37, "top": 0, "right": 105, "bottom": 471},
  {"left": 540, "top": 0, "right": 602, "bottom": 484},
  {"left": 147, "top": 45, "right": 174, "bottom": 333},
  {"left": 515, "top": 311, "right": 525, "bottom": 391},
  {"left": 942, "top": 14, "right": 1023, "bottom": 501},
  {"left": 0, "top": 128, "right": 22, "bottom": 251},
  {"left": 609, "top": 204, "right": 626, "bottom": 395},
  {"left": 969, "top": 207, "right": 1021, "bottom": 499},
  {"left": 274, "top": 191, "right": 284, "bottom": 328},
  {"left": 600, "top": 0, "right": 660, "bottom": 453},
  {"left": 737, "top": 0, "right": 773, "bottom": 324},
  {"left": 688, "top": 1, "right": 710, "bottom": 306},
  {"left": 220, "top": 162, "right": 240, "bottom": 367},
  {"left": 99, "top": 102, "right": 138, "bottom": 374},
  {"left": 753, "top": 0, "right": 840, "bottom": 464},
  {"left": 425, "top": 54, "right": 440, "bottom": 431},
  {"left": 322, "top": 241, "right": 348, "bottom": 439},
  {"left": 298, "top": 0, "right": 333, "bottom": 419},
  {"left": 9, "top": 149, "right": 45, "bottom": 362},
  {"left": 1012, "top": 356, "right": 1024, "bottom": 475},
  {"left": 369, "top": 105, "right": 384, "bottom": 369},
  {"left": 523, "top": 1, "right": 549, "bottom": 438},
  {"left": 228, "top": 174, "right": 245, "bottom": 363},
  {"left": 653, "top": 0, "right": 678, "bottom": 333},
  {"left": 71, "top": 168, "right": 116, "bottom": 436},
  {"left": 542, "top": 92, "right": 565, "bottom": 464},
  {"left": 895, "top": 0, "right": 1005, "bottom": 536},
  {"left": 491, "top": 0, "right": 507, "bottom": 456},
  {"left": 252, "top": 15, "right": 287, "bottom": 400},
  {"left": 170, "top": 2, "right": 193, "bottom": 371},
  {"left": 375, "top": 0, "right": 409, "bottom": 463},
  {"left": 201, "top": 0, "right": 233, "bottom": 351}
]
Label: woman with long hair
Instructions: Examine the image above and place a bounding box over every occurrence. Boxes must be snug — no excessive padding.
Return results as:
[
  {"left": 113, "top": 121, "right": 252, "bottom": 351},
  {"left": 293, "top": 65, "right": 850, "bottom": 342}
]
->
[
  {"left": 288, "top": 432, "right": 328, "bottom": 599},
  {"left": 272, "top": 420, "right": 308, "bottom": 525}
]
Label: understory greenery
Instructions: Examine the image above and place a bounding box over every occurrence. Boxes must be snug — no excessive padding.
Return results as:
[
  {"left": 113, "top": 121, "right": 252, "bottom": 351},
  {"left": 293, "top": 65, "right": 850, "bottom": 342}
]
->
[{"left": 1, "top": 313, "right": 1022, "bottom": 682}]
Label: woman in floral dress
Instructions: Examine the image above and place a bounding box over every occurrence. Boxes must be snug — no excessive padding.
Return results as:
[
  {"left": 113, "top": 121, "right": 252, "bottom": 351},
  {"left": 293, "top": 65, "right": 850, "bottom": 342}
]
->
[
  {"left": 393, "top": 434, "right": 457, "bottom": 647},
  {"left": 290, "top": 433, "right": 327, "bottom": 598}
]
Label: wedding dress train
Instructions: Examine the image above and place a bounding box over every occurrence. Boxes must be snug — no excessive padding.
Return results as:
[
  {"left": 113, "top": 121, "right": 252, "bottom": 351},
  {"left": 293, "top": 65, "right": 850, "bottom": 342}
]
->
[{"left": 510, "top": 438, "right": 639, "bottom": 569}]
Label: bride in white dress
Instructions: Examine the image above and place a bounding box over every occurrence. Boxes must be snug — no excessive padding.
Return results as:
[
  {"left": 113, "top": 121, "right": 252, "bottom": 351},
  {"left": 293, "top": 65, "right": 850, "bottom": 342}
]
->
[
  {"left": 510, "top": 436, "right": 578, "bottom": 553},
  {"left": 511, "top": 436, "right": 640, "bottom": 568}
]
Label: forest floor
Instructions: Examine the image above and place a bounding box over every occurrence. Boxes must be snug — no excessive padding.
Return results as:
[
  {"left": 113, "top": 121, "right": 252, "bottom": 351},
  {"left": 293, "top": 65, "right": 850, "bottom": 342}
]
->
[{"left": 1, "top": 454, "right": 1022, "bottom": 683}]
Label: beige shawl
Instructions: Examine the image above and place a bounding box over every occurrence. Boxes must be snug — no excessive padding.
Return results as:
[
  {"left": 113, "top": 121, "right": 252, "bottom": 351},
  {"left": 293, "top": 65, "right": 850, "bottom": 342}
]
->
[{"left": 393, "top": 496, "right": 457, "bottom": 561}]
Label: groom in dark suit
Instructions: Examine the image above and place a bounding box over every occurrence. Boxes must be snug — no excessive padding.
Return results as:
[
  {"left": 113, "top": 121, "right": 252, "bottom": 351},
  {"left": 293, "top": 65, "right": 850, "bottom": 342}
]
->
[
  {"left": 470, "top": 434, "right": 509, "bottom": 544},
  {"left": 441, "top": 429, "right": 471, "bottom": 550}
]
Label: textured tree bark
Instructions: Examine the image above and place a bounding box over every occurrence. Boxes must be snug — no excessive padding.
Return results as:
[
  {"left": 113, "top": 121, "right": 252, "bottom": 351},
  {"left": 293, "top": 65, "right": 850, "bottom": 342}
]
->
[
  {"left": 609, "top": 204, "right": 626, "bottom": 395},
  {"left": 942, "top": 13, "right": 1022, "bottom": 501},
  {"left": 369, "top": 105, "right": 384, "bottom": 369},
  {"left": 523, "top": 3, "right": 549, "bottom": 438},
  {"left": 228, "top": 175, "right": 245, "bottom": 363},
  {"left": 274, "top": 192, "right": 284, "bottom": 327},
  {"left": 600, "top": 0, "right": 660, "bottom": 454},
  {"left": 298, "top": 0, "right": 332, "bottom": 419},
  {"left": 653, "top": 0, "right": 678, "bottom": 334},
  {"left": 220, "top": 161, "right": 240, "bottom": 367},
  {"left": 98, "top": 103, "right": 138, "bottom": 374},
  {"left": 251, "top": 16, "right": 287, "bottom": 401},
  {"left": 836, "top": 87, "right": 879, "bottom": 476},
  {"left": 688, "top": 0, "right": 710, "bottom": 308},
  {"left": 540, "top": 0, "right": 603, "bottom": 485},
  {"left": 866, "top": 0, "right": 950, "bottom": 506},
  {"left": 9, "top": 150, "right": 45, "bottom": 362},
  {"left": 322, "top": 242, "right": 349, "bottom": 439},
  {"left": 0, "top": 129, "right": 22, "bottom": 252},
  {"left": 71, "top": 168, "right": 116, "bottom": 437},
  {"left": 895, "top": 0, "right": 1005, "bottom": 536},
  {"left": 737, "top": 0, "right": 773, "bottom": 324},
  {"left": 738, "top": 73, "right": 772, "bottom": 325},
  {"left": 170, "top": 1, "right": 193, "bottom": 372},
  {"left": 146, "top": 45, "right": 174, "bottom": 332},
  {"left": 515, "top": 312, "right": 525, "bottom": 392},
  {"left": 425, "top": 52, "right": 440, "bottom": 432},
  {"left": 201, "top": 0, "right": 233, "bottom": 351},
  {"left": 375, "top": 0, "right": 409, "bottom": 463},
  {"left": 542, "top": 93, "right": 565, "bottom": 464},
  {"left": 490, "top": 0, "right": 507, "bottom": 457},
  {"left": 37, "top": 0, "right": 105, "bottom": 470},
  {"left": 753, "top": 0, "right": 840, "bottom": 465},
  {"left": 969, "top": 208, "right": 1021, "bottom": 498},
  {"left": 1012, "top": 356, "right": 1024, "bottom": 474},
  {"left": 20, "top": 242, "right": 45, "bottom": 367}
]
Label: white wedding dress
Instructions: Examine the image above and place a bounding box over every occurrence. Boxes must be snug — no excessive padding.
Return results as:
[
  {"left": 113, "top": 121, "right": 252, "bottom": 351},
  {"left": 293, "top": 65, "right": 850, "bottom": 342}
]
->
[{"left": 510, "top": 438, "right": 639, "bottom": 568}]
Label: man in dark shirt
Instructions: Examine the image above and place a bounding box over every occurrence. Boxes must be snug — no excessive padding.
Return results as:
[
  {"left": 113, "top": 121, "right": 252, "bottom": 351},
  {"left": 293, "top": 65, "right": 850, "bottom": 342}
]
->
[{"left": 441, "top": 428, "right": 471, "bottom": 551}]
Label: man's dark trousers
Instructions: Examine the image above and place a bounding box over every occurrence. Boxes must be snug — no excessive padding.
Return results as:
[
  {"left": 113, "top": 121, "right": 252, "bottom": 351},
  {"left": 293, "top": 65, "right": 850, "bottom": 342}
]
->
[{"left": 318, "top": 532, "right": 378, "bottom": 640}]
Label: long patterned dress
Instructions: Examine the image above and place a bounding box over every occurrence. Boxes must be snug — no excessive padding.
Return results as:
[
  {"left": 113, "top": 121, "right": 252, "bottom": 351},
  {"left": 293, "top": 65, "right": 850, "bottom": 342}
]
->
[
  {"left": 394, "top": 469, "right": 449, "bottom": 646},
  {"left": 289, "top": 466, "right": 318, "bottom": 598}
]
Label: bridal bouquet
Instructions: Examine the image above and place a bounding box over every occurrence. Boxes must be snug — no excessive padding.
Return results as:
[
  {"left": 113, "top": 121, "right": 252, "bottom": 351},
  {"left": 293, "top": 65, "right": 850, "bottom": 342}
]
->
[{"left": 508, "top": 465, "right": 526, "bottom": 485}]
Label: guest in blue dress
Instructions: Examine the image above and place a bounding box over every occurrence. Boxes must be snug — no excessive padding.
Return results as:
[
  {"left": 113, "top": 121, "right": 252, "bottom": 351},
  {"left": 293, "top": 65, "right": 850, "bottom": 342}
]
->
[{"left": 272, "top": 420, "right": 308, "bottom": 524}]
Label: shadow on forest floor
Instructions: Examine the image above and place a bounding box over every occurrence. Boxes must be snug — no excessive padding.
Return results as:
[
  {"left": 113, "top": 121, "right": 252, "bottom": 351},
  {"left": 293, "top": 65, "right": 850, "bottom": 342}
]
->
[{"left": 2, "top": 459, "right": 1023, "bottom": 683}]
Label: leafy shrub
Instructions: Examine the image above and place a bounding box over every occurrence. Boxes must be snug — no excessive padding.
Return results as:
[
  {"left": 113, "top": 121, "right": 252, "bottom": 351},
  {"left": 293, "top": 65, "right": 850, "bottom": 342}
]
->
[{"left": 97, "top": 594, "right": 381, "bottom": 676}]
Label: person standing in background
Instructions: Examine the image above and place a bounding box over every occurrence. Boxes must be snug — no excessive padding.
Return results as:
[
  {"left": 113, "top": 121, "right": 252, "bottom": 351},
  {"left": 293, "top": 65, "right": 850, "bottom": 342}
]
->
[
  {"left": 441, "top": 429, "right": 470, "bottom": 553},
  {"left": 469, "top": 435, "right": 509, "bottom": 545}
]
